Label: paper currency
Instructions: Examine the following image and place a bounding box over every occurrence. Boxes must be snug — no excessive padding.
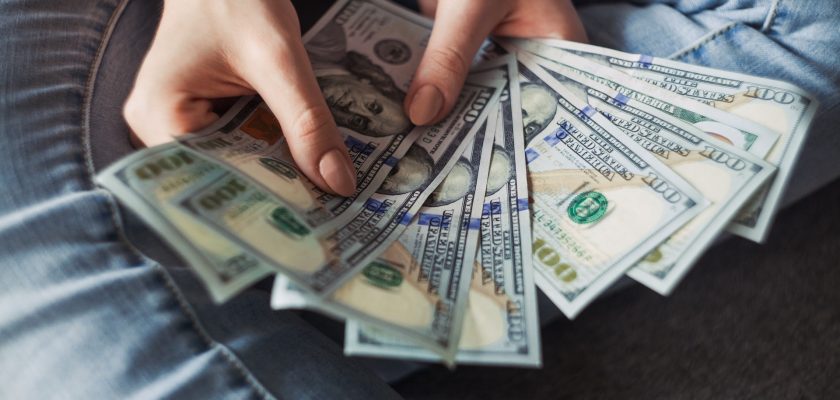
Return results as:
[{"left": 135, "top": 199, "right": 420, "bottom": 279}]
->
[
  {"left": 178, "top": 0, "right": 444, "bottom": 231},
  {"left": 527, "top": 55, "right": 776, "bottom": 295},
  {"left": 93, "top": 0, "right": 817, "bottom": 370},
  {"left": 96, "top": 144, "right": 272, "bottom": 302},
  {"left": 507, "top": 39, "right": 780, "bottom": 155},
  {"left": 531, "top": 39, "right": 819, "bottom": 243},
  {"left": 346, "top": 57, "right": 542, "bottom": 367},
  {"left": 273, "top": 110, "right": 496, "bottom": 364},
  {"left": 175, "top": 72, "right": 501, "bottom": 298},
  {"left": 168, "top": 0, "right": 503, "bottom": 297},
  {"left": 514, "top": 54, "right": 707, "bottom": 318}
]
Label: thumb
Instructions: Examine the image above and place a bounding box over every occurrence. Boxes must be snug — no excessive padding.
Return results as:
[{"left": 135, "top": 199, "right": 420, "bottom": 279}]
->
[
  {"left": 124, "top": 90, "right": 220, "bottom": 147},
  {"left": 405, "top": 1, "right": 508, "bottom": 126},
  {"left": 245, "top": 38, "right": 356, "bottom": 197}
]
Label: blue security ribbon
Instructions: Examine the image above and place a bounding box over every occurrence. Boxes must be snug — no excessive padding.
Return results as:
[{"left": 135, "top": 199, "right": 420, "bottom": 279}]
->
[
  {"left": 517, "top": 198, "right": 530, "bottom": 211},
  {"left": 399, "top": 212, "right": 413, "bottom": 225},
  {"left": 525, "top": 148, "right": 540, "bottom": 164},
  {"left": 613, "top": 92, "right": 630, "bottom": 106}
]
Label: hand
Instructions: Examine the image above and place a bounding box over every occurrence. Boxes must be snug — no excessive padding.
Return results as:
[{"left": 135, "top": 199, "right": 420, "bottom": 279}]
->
[
  {"left": 124, "top": 0, "right": 357, "bottom": 196},
  {"left": 406, "top": 0, "right": 587, "bottom": 126}
]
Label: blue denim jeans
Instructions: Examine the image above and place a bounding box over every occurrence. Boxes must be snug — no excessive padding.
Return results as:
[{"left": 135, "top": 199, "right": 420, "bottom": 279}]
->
[{"left": 0, "top": 0, "right": 837, "bottom": 398}]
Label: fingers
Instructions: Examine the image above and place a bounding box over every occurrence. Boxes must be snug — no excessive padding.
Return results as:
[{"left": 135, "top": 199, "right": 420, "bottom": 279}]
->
[
  {"left": 125, "top": 0, "right": 354, "bottom": 197},
  {"left": 243, "top": 37, "right": 356, "bottom": 197},
  {"left": 417, "top": 0, "right": 438, "bottom": 16},
  {"left": 124, "top": 90, "right": 219, "bottom": 147},
  {"left": 405, "top": 0, "right": 508, "bottom": 126},
  {"left": 496, "top": 0, "right": 588, "bottom": 42},
  {"left": 124, "top": 19, "right": 252, "bottom": 148}
]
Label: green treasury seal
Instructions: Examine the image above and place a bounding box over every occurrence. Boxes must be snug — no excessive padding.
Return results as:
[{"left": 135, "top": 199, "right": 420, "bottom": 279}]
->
[
  {"left": 268, "top": 207, "right": 310, "bottom": 239},
  {"left": 567, "top": 191, "right": 608, "bottom": 224},
  {"left": 363, "top": 261, "right": 403, "bottom": 289}
]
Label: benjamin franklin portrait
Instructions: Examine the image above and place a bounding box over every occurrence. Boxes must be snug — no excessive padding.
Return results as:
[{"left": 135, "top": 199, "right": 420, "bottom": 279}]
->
[
  {"left": 427, "top": 158, "right": 475, "bottom": 206},
  {"left": 307, "top": 22, "right": 412, "bottom": 138},
  {"left": 378, "top": 145, "right": 434, "bottom": 195},
  {"left": 521, "top": 82, "right": 558, "bottom": 144},
  {"left": 485, "top": 145, "right": 513, "bottom": 195}
]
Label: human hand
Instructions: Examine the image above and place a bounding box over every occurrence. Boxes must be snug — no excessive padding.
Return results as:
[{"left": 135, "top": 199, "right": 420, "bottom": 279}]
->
[
  {"left": 406, "top": 0, "right": 588, "bottom": 126},
  {"left": 124, "top": 0, "right": 357, "bottom": 196}
]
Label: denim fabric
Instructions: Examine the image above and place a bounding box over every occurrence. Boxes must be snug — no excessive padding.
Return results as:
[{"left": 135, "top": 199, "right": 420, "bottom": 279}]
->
[
  {"left": 0, "top": 0, "right": 400, "bottom": 398},
  {"left": 575, "top": 0, "right": 840, "bottom": 205},
  {"left": 0, "top": 0, "right": 837, "bottom": 399},
  {"left": 536, "top": 0, "right": 840, "bottom": 333}
]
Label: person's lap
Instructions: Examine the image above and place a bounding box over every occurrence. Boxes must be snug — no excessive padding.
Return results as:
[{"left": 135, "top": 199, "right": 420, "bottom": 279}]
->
[
  {"left": 533, "top": 0, "right": 840, "bottom": 324},
  {"left": 575, "top": 0, "right": 840, "bottom": 204},
  {"left": 1, "top": 0, "right": 836, "bottom": 398},
  {"left": 0, "top": 0, "right": 400, "bottom": 398}
]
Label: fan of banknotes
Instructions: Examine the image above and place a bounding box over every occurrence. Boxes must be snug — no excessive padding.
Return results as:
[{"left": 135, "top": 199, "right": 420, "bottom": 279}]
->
[{"left": 97, "top": 0, "right": 818, "bottom": 367}]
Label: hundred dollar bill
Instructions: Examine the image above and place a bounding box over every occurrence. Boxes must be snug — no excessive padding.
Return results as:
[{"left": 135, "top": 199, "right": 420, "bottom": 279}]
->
[
  {"left": 530, "top": 56, "right": 776, "bottom": 295},
  {"left": 175, "top": 97, "right": 381, "bottom": 230},
  {"left": 531, "top": 39, "right": 819, "bottom": 242},
  {"left": 509, "top": 39, "right": 781, "bottom": 158},
  {"left": 174, "top": 71, "right": 502, "bottom": 298},
  {"left": 169, "top": 0, "right": 503, "bottom": 296},
  {"left": 515, "top": 54, "right": 707, "bottom": 318},
  {"left": 96, "top": 144, "right": 272, "bottom": 302},
  {"left": 273, "top": 116, "right": 495, "bottom": 364},
  {"left": 345, "top": 57, "right": 542, "bottom": 366},
  {"left": 177, "top": 0, "right": 441, "bottom": 230}
]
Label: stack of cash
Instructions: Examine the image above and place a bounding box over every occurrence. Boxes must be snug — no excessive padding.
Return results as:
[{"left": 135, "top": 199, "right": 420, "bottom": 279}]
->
[{"left": 96, "top": 0, "right": 818, "bottom": 368}]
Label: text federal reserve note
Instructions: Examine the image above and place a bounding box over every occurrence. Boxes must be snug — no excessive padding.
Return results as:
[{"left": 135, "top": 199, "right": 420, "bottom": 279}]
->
[
  {"left": 346, "top": 57, "right": 542, "bottom": 366},
  {"left": 532, "top": 39, "right": 819, "bottom": 242},
  {"left": 530, "top": 56, "right": 775, "bottom": 295},
  {"left": 274, "top": 114, "right": 495, "bottom": 364},
  {"left": 515, "top": 54, "right": 707, "bottom": 318}
]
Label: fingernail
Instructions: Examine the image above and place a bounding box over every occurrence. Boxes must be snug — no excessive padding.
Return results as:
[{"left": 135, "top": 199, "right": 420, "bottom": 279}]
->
[
  {"left": 319, "top": 148, "right": 356, "bottom": 197},
  {"left": 409, "top": 85, "right": 444, "bottom": 125}
]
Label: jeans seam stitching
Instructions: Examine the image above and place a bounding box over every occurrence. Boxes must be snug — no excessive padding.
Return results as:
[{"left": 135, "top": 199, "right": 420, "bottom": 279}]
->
[
  {"left": 80, "top": 0, "right": 127, "bottom": 184},
  {"left": 98, "top": 190, "right": 277, "bottom": 400},
  {"left": 81, "top": 3, "right": 277, "bottom": 399},
  {"left": 667, "top": 21, "right": 739, "bottom": 61},
  {"left": 761, "top": 0, "right": 782, "bottom": 33}
]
